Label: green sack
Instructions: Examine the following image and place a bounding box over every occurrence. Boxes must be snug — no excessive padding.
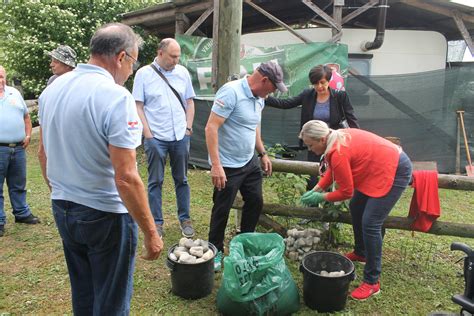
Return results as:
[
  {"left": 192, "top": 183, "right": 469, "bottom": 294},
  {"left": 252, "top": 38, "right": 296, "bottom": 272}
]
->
[{"left": 217, "top": 233, "right": 300, "bottom": 316}]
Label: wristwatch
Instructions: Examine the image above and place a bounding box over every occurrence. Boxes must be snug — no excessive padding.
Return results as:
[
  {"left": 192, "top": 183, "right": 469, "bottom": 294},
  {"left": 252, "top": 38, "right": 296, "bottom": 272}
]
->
[
  {"left": 186, "top": 127, "right": 193, "bottom": 133},
  {"left": 258, "top": 151, "right": 267, "bottom": 158}
]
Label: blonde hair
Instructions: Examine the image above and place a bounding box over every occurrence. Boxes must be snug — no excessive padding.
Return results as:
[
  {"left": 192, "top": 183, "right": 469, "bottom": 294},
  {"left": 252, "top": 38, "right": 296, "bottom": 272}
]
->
[{"left": 299, "top": 120, "right": 350, "bottom": 155}]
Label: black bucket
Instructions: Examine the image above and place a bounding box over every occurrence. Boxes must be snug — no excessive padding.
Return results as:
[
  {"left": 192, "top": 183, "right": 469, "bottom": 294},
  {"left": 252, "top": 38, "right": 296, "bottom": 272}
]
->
[
  {"left": 299, "top": 251, "right": 355, "bottom": 312},
  {"left": 166, "top": 242, "right": 217, "bottom": 299}
]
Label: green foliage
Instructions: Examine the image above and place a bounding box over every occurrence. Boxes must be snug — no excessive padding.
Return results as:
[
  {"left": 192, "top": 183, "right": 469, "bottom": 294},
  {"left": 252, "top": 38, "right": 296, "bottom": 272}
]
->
[
  {"left": 266, "top": 144, "right": 309, "bottom": 205},
  {"left": 30, "top": 108, "right": 39, "bottom": 127},
  {"left": 0, "top": 1, "right": 161, "bottom": 98}
]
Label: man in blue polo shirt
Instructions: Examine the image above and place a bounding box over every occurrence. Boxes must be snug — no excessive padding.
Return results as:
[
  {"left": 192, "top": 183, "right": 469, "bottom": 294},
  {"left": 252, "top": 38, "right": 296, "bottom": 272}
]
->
[
  {"left": 205, "top": 61, "right": 287, "bottom": 271},
  {"left": 38, "top": 23, "right": 163, "bottom": 315},
  {"left": 0, "top": 65, "right": 40, "bottom": 237},
  {"left": 132, "top": 38, "right": 196, "bottom": 238}
]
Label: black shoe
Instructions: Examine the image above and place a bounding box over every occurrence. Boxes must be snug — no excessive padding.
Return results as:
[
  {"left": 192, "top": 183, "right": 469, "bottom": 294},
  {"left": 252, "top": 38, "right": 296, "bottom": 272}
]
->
[
  {"left": 15, "top": 214, "right": 40, "bottom": 224},
  {"left": 0, "top": 225, "right": 4, "bottom": 237}
]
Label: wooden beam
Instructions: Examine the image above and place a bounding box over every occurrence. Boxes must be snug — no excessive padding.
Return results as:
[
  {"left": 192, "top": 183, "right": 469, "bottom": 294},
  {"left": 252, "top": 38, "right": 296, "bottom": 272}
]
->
[
  {"left": 302, "top": 0, "right": 341, "bottom": 31},
  {"left": 452, "top": 9, "right": 474, "bottom": 56},
  {"left": 212, "top": 0, "right": 242, "bottom": 91},
  {"left": 270, "top": 158, "right": 474, "bottom": 191},
  {"left": 121, "top": 1, "right": 213, "bottom": 28},
  {"left": 244, "top": 0, "right": 311, "bottom": 44},
  {"left": 258, "top": 214, "right": 287, "bottom": 237},
  {"left": 331, "top": 0, "right": 343, "bottom": 42},
  {"left": 341, "top": 0, "right": 378, "bottom": 24},
  {"left": 211, "top": 0, "right": 220, "bottom": 91},
  {"left": 175, "top": 12, "right": 190, "bottom": 34},
  {"left": 399, "top": 0, "right": 474, "bottom": 24},
  {"left": 184, "top": 6, "right": 214, "bottom": 36},
  {"left": 233, "top": 200, "right": 474, "bottom": 239}
]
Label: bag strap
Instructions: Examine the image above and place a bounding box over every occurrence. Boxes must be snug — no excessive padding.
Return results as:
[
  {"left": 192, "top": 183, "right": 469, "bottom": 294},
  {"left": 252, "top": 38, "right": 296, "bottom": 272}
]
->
[
  {"left": 334, "top": 90, "right": 346, "bottom": 120},
  {"left": 150, "top": 64, "right": 186, "bottom": 113}
]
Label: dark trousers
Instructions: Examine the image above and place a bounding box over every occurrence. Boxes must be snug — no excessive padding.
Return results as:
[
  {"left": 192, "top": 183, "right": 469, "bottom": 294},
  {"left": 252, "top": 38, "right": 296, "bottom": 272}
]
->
[{"left": 208, "top": 156, "right": 263, "bottom": 252}]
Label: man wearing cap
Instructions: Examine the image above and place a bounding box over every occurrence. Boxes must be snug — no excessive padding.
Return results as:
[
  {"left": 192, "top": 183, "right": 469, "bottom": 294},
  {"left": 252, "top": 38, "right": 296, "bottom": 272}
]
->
[
  {"left": 132, "top": 38, "right": 196, "bottom": 238},
  {"left": 47, "top": 45, "right": 77, "bottom": 85},
  {"left": 205, "top": 61, "right": 287, "bottom": 271},
  {"left": 0, "top": 65, "right": 40, "bottom": 237}
]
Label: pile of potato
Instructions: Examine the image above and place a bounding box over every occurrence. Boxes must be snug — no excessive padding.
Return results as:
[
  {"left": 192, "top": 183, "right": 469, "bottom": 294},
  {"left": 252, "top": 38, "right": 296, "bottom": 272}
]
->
[{"left": 168, "top": 238, "right": 215, "bottom": 264}]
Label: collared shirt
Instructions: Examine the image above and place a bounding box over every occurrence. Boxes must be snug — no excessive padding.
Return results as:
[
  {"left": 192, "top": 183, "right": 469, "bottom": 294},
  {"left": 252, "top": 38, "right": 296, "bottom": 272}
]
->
[
  {"left": 0, "top": 85, "right": 28, "bottom": 143},
  {"left": 39, "top": 64, "right": 143, "bottom": 214},
  {"left": 318, "top": 128, "right": 402, "bottom": 201},
  {"left": 210, "top": 77, "right": 265, "bottom": 168},
  {"left": 132, "top": 59, "right": 195, "bottom": 141}
]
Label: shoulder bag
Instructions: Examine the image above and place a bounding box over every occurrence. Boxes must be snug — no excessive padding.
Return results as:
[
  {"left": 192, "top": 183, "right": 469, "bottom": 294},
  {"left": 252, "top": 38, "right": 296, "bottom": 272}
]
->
[{"left": 150, "top": 64, "right": 186, "bottom": 113}]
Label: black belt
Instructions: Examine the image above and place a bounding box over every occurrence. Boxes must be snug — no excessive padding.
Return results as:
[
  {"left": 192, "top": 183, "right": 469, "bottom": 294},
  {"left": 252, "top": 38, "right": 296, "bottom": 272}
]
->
[{"left": 0, "top": 142, "right": 22, "bottom": 147}]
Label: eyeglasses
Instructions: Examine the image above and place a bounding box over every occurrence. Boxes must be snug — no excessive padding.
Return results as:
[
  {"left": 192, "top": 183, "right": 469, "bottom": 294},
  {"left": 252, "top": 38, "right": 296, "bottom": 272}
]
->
[{"left": 125, "top": 51, "right": 140, "bottom": 71}]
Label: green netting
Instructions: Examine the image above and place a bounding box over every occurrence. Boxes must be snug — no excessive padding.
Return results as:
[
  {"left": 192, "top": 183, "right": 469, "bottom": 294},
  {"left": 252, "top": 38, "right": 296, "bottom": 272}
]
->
[{"left": 189, "top": 65, "right": 474, "bottom": 174}]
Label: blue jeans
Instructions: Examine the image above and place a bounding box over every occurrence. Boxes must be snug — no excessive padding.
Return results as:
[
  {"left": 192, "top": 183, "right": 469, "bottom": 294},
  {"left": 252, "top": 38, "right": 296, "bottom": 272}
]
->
[
  {"left": 144, "top": 136, "right": 190, "bottom": 225},
  {"left": 52, "top": 200, "right": 138, "bottom": 316},
  {"left": 0, "top": 145, "right": 32, "bottom": 225},
  {"left": 349, "top": 152, "right": 412, "bottom": 284}
]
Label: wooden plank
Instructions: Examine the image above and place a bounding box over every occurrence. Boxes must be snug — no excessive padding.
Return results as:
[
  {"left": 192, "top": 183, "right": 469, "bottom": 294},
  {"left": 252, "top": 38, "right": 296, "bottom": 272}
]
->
[
  {"left": 244, "top": 0, "right": 311, "bottom": 44},
  {"left": 184, "top": 6, "right": 214, "bottom": 36},
  {"left": 412, "top": 161, "right": 437, "bottom": 171},
  {"left": 302, "top": 0, "right": 341, "bottom": 31},
  {"left": 341, "top": 0, "right": 378, "bottom": 24}
]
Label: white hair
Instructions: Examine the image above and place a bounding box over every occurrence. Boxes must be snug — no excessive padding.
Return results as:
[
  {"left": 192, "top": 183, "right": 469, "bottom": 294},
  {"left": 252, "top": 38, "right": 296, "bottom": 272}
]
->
[{"left": 299, "top": 120, "right": 350, "bottom": 155}]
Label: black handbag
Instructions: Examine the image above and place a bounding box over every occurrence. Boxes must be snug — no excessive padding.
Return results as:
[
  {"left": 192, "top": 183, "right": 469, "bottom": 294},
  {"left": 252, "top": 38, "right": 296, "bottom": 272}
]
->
[{"left": 335, "top": 92, "right": 349, "bottom": 128}]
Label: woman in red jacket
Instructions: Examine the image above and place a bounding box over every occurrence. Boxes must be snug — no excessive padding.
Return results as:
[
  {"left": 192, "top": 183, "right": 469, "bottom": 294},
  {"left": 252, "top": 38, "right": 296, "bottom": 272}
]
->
[{"left": 299, "top": 120, "right": 412, "bottom": 301}]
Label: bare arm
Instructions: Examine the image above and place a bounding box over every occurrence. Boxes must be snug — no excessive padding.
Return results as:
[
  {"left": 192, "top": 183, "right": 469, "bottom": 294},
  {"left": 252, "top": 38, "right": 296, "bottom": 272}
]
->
[
  {"left": 109, "top": 145, "right": 163, "bottom": 260},
  {"left": 23, "top": 113, "right": 32, "bottom": 148},
  {"left": 185, "top": 98, "right": 195, "bottom": 135},
  {"left": 255, "top": 125, "right": 272, "bottom": 176},
  {"left": 205, "top": 112, "right": 227, "bottom": 190},
  {"left": 38, "top": 127, "right": 51, "bottom": 190},
  {"left": 136, "top": 101, "right": 153, "bottom": 139}
]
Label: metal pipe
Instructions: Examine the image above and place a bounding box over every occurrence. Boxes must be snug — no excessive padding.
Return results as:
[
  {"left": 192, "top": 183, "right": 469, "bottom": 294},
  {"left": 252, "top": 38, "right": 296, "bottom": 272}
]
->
[{"left": 361, "top": 0, "right": 388, "bottom": 51}]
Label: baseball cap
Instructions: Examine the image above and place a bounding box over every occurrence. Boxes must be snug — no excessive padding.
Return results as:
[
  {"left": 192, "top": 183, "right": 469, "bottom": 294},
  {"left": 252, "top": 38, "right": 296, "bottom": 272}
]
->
[
  {"left": 257, "top": 61, "right": 287, "bottom": 93},
  {"left": 48, "top": 45, "right": 77, "bottom": 68}
]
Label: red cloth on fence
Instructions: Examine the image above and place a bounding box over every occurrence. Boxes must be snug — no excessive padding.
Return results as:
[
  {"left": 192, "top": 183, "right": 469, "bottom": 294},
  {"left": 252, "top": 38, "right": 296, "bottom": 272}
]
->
[{"left": 408, "top": 170, "right": 441, "bottom": 232}]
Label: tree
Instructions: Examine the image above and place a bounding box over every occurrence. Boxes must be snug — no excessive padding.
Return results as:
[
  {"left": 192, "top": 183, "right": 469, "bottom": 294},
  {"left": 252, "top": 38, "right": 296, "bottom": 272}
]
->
[{"left": 0, "top": 1, "right": 161, "bottom": 98}]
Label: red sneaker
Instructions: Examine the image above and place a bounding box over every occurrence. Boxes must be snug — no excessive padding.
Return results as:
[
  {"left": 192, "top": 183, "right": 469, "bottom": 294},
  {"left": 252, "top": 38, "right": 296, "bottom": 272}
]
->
[
  {"left": 351, "top": 282, "right": 381, "bottom": 301},
  {"left": 345, "top": 251, "right": 366, "bottom": 263}
]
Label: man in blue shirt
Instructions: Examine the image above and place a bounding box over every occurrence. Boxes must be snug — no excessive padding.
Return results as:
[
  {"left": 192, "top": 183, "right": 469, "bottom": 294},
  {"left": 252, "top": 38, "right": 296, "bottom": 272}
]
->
[
  {"left": 0, "top": 65, "right": 40, "bottom": 237},
  {"left": 132, "top": 38, "right": 196, "bottom": 238},
  {"left": 38, "top": 23, "right": 163, "bottom": 315},
  {"left": 205, "top": 61, "right": 287, "bottom": 271}
]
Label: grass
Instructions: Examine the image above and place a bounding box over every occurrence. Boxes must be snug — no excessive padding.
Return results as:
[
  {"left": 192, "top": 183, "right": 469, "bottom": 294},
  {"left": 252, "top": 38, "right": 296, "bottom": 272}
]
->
[{"left": 0, "top": 133, "right": 473, "bottom": 315}]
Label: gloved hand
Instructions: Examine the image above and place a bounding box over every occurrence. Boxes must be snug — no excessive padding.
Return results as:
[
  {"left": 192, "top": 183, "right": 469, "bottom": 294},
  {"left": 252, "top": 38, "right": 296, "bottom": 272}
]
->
[{"left": 300, "top": 191, "right": 325, "bottom": 206}]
